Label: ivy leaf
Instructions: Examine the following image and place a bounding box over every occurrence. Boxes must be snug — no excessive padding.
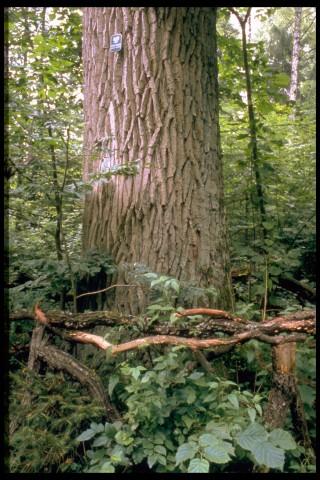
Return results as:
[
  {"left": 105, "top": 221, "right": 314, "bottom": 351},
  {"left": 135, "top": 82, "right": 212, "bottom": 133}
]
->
[
  {"left": 175, "top": 442, "right": 198, "bottom": 465},
  {"left": 187, "top": 458, "right": 210, "bottom": 473}
]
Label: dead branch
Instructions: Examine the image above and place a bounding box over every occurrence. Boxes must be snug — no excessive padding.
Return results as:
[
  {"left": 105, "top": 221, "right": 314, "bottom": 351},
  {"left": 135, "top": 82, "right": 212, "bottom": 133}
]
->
[
  {"left": 36, "top": 344, "right": 120, "bottom": 420},
  {"left": 28, "top": 305, "right": 315, "bottom": 356},
  {"left": 76, "top": 283, "right": 144, "bottom": 300}
]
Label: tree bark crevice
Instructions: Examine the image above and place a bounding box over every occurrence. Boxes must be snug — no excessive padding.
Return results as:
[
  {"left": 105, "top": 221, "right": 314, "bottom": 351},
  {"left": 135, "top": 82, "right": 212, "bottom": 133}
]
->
[{"left": 82, "top": 7, "right": 231, "bottom": 314}]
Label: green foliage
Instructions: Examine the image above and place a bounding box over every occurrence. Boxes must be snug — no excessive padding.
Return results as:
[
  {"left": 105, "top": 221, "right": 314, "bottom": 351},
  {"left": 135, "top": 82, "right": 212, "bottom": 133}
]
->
[
  {"left": 8, "top": 248, "right": 116, "bottom": 311},
  {"left": 9, "top": 369, "right": 105, "bottom": 473},
  {"left": 218, "top": 7, "right": 315, "bottom": 319},
  {"left": 143, "top": 273, "right": 180, "bottom": 323},
  {"left": 74, "top": 348, "right": 301, "bottom": 473}
]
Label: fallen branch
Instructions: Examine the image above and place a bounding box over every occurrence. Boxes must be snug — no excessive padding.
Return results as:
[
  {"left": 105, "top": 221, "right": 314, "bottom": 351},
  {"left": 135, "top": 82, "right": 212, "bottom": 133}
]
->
[
  {"left": 176, "top": 308, "right": 247, "bottom": 323},
  {"left": 278, "top": 275, "right": 316, "bottom": 303},
  {"left": 30, "top": 305, "right": 315, "bottom": 356},
  {"left": 36, "top": 344, "right": 120, "bottom": 420},
  {"left": 76, "top": 283, "right": 143, "bottom": 300},
  {"left": 10, "top": 306, "right": 315, "bottom": 336}
]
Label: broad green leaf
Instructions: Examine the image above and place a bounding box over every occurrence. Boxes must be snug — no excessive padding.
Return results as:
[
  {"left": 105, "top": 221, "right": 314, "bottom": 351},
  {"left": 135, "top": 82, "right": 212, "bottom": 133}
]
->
[
  {"left": 150, "top": 276, "right": 167, "bottom": 287},
  {"left": 143, "top": 273, "right": 158, "bottom": 280},
  {"left": 182, "top": 415, "right": 194, "bottom": 429},
  {"left": 247, "top": 407, "right": 256, "bottom": 423},
  {"left": 188, "top": 371, "right": 204, "bottom": 380},
  {"left": 186, "top": 388, "right": 196, "bottom": 404},
  {"left": 205, "top": 422, "right": 231, "bottom": 440},
  {"left": 157, "top": 454, "right": 167, "bottom": 466},
  {"left": 115, "top": 431, "right": 134, "bottom": 446},
  {"left": 99, "top": 462, "right": 115, "bottom": 473},
  {"left": 255, "top": 404, "right": 263, "bottom": 416},
  {"left": 154, "top": 433, "right": 165, "bottom": 444},
  {"left": 251, "top": 440, "right": 285, "bottom": 471},
  {"left": 92, "top": 435, "right": 108, "bottom": 447},
  {"left": 154, "top": 445, "right": 167, "bottom": 456},
  {"left": 175, "top": 442, "right": 198, "bottom": 465},
  {"left": 227, "top": 393, "right": 239, "bottom": 409},
  {"left": 147, "top": 453, "right": 158, "bottom": 468},
  {"left": 169, "top": 279, "right": 180, "bottom": 292},
  {"left": 203, "top": 444, "right": 231, "bottom": 464},
  {"left": 187, "top": 458, "right": 210, "bottom": 473},
  {"left": 236, "top": 422, "right": 268, "bottom": 451},
  {"left": 90, "top": 422, "right": 104, "bottom": 433},
  {"left": 199, "top": 433, "right": 218, "bottom": 447},
  {"left": 268, "top": 429, "right": 297, "bottom": 450},
  {"left": 76, "top": 428, "right": 95, "bottom": 442}
]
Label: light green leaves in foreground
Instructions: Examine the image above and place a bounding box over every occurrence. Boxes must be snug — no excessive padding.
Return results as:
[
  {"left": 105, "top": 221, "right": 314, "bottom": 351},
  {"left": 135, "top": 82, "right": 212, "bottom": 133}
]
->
[
  {"left": 236, "top": 423, "right": 297, "bottom": 471},
  {"left": 175, "top": 421, "right": 296, "bottom": 473},
  {"left": 175, "top": 430, "right": 235, "bottom": 473}
]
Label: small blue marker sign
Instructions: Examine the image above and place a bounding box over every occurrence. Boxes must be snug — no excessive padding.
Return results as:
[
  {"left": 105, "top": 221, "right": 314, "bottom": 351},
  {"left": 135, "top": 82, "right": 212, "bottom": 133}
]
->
[{"left": 110, "top": 34, "right": 122, "bottom": 52}]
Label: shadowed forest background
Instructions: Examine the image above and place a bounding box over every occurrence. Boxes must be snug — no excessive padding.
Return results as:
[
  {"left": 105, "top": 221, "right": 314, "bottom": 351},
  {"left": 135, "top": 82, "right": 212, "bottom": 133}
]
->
[{"left": 5, "top": 7, "right": 315, "bottom": 474}]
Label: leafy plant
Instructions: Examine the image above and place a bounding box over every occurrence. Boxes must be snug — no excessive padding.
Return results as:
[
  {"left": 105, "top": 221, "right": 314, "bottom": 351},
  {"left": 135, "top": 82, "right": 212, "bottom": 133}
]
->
[{"left": 75, "top": 348, "right": 300, "bottom": 473}]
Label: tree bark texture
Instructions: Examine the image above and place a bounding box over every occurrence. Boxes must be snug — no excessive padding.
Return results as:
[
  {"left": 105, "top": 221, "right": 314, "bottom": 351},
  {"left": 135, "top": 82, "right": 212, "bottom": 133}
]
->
[
  {"left": 82, "top": 7, "right": 231, "bottom": 314},
  {"left": 263, "top": 342, "right": 314, "bottom": 456}
]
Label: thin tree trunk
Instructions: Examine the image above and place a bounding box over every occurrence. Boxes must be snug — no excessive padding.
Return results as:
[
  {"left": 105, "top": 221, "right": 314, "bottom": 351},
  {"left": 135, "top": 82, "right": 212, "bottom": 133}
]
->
[
  {"left": 48, "top": 125, "right": 63, "bottom": 261},
  {"left": 240, "top": 18, "right": 267, "bottom": 240},
  {"left": 288, "top": 7, "right": 302, "bottom": 102},
  {"left": 229, "top": 8, "right": 267, "bottom": 241},
  {"left": 82, "top": 7, "right": 231, "bottom": 314},
  {"left": 263, "top": 342, "right": 315, "bottom": 460}
]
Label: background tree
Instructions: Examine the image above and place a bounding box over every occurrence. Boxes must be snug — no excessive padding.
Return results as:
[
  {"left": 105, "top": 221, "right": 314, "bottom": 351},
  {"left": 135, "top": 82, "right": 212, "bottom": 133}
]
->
[
  {"left": 288, "top": 7, "right": 302, "bottom": 102},
  {"left": 82, "top": 7, "right": 232, "bottom": 314}
]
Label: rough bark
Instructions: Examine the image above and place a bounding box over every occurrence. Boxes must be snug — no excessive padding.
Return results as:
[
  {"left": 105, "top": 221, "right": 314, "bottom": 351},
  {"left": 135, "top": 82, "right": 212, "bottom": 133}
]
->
[
  {"left": 82, "top": 7, "right": 231, "bottom": 314},
  {"left": 263, "top": 342, "right": 315, "bottom": 459}
]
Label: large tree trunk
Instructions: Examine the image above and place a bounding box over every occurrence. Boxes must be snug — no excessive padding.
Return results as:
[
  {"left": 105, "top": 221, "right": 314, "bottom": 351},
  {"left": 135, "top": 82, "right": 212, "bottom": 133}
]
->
[{"left": 82, "top": 7, "right": 231, "bottom": 314}]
